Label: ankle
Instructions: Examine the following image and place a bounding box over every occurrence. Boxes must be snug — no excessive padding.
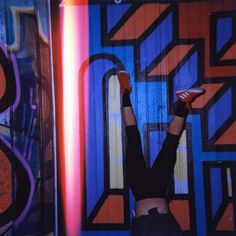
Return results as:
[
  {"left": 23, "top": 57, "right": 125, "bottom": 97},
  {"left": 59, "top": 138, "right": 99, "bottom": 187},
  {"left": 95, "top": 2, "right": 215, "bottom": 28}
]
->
[
  {"left": 122, "top": 90, "right": 132, "bottom": 107},
  {"left": 174, "top": 100, "right": 189, "bottom": 118}
]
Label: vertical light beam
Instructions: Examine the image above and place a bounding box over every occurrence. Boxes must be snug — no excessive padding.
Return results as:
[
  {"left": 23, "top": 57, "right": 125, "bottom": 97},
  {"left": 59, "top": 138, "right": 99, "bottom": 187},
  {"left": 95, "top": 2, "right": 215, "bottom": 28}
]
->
[{"left": 60, "top": 1, "right": 88, "bottom": 235}]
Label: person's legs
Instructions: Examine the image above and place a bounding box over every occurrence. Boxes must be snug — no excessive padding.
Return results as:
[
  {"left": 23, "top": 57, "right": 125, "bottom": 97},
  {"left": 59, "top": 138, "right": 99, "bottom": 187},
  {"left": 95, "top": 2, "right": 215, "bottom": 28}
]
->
[
  {"left": 168, "top": 115, "right": 186, "bottom": 136},
  {"left": 150, "top": 88, "right": 205, "bottom": 196},
  {"left": 122, "top": 106, "right": 136, "bottom": 127},
  {"left": 118, "top": 71, "right": 148, "bottom": 201},
  {"left": 119, "top": 74, "right": 205, "bottom": 235},
  {"left": 149, "top": 102, "right": 188, "bottom": 196}
]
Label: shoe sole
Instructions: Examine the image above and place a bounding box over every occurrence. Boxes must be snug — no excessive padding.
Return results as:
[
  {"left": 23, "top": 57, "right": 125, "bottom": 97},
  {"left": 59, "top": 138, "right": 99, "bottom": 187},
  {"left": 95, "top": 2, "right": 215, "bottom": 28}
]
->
[
  {"left": 176, "top": 88, "right": 204, "bottom": 94},
  {"left": 118, "top": 70, "right": 129, "bottom": 76}
]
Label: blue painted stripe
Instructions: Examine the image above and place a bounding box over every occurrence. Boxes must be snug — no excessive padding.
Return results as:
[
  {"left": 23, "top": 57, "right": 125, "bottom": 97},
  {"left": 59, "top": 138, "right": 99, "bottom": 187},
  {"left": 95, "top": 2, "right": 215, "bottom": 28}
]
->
[
  {"left": 208, "top": 88, "right": 232, "bottom": 139},
  {"left": 107, "top": 4, "right": 132, "bottom": 32},
  {"left": 193, "top": 162, "right": 207, "bottom": 236},
  {"left": 140, "top": 12, "right": 173, "bottom": 71},
  {"left": 217, "top": 17, "right": 232, "bottom": 53},
  {"left": 173, "top": 51, "right": 198, "bottom": 102},
  {"left": 87, "top": 59, "right": 117, "bottom": 216},
  {"left": 210, "top": 168, "right": 222, "bottom": 217}
]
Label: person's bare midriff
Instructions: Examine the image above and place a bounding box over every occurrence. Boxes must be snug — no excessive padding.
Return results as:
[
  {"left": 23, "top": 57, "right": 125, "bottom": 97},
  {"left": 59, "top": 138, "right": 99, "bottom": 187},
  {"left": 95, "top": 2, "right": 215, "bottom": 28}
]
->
[{"left": 135, "top": 197, "right": 169, "bottom": 217}]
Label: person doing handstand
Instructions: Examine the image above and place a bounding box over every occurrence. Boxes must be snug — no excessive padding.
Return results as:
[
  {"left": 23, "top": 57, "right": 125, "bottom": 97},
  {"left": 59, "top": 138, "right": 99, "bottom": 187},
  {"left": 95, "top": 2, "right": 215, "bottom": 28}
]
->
[{"left": 117, "top": 71, "right": 204, "bottom": 236}]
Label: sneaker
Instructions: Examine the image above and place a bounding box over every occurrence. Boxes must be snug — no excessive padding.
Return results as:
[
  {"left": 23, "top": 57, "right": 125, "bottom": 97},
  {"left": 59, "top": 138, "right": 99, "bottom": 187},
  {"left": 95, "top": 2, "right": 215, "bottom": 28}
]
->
[
  {"left": 176, "top": 87, "right": 205, "bottom": 103},
  {"left": 117, "top": 71, "right": 132, "bottom": 93}
]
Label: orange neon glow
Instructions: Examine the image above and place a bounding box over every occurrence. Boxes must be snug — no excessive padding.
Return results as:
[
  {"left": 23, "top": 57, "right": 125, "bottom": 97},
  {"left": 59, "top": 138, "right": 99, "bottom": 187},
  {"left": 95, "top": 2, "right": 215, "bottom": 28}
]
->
[
  {"left": 60, "top": 3, "right": 88, "bottom": 235},
  {"left": 62, "top": 0, "right": 88, "bottom": 6}
]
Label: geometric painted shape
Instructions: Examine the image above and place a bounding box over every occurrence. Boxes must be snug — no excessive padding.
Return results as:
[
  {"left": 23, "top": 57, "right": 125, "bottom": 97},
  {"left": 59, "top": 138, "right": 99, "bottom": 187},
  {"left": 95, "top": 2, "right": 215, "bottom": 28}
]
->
[
  {"left": 216, "top": 203, "right": 235, "bottom": 231},
  {"left": 0, "top": 136, "right": 34, "bottom": 231},
  {"left": 210, "top": 168, "right": 222, "bottom": 217},
  {"left": 173, "top": 52, "right": 198, "bottom": 102},
  {"left": 174, "top": 130, "right": 188, "bottom": 194},
  {"left": 107, "top": 4, "right": 132, "bottom": 32},
  {"left": 0, "top": 45, "right": 19, "bottom": 114},
  {"left": 149, "top": 44, "right": 193, "bottom": 76},
  {"left": 169, "top": 200, "right": 190, "bottom": 230},
  {"left": 204, "top": 162, "right": 236, "bottom": 236},
  {"left": 0, "top": 149, "right": 12, "bottom": 213},
  {"left": 178, "top": 1, "right": 236, "bottom": 78},
  {"left": 140, "top": 12, "right": 173, "bottom": 71},
  {"left": 208, "top": 87, "right": 232, "bottom": 139},
  {"left": 111, "top": 3, "right": 169, "bottom": 40},
  {"left": 0, "top": 65, "right": 6, "bottom": 100},
  {"left": 217, "top": 17, "right": 232, "bottom": 53},
  {"left": 221, "top": 42, "right": 236, "bottom": 60},
  {"left": 86, "top": 59, "right": 117, "bottom": 216},
  {"left": 92, "top": 195, "right": 124, "bottom": 224},
  {"left": 191, "top": 83, "right": 224, "bottom": 109},
  {"left": 108, "top": 76, "right": 123, "bottom": 189},
  {"left": 215, "top": 121, "right": 236, "bottom": 145}
]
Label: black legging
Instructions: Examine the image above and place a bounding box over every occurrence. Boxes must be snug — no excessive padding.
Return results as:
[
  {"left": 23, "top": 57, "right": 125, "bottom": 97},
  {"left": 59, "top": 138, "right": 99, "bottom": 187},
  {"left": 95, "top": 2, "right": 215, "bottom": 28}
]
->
[{"left": 125, "top": 125, "right": 180, "bottom": 201}]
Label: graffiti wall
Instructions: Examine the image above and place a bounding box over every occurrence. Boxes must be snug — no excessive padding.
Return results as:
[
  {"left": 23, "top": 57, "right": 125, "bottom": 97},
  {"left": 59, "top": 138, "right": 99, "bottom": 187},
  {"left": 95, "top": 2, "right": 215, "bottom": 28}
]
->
[
  {"left": 0, "top": 0, "right": 55, "bottom": 235},
  {"left": 1, "top": 0, "right": 236, "bottom": 236},
  {"left": 69, "top": 0, "right": 235, "bottom": 236}
]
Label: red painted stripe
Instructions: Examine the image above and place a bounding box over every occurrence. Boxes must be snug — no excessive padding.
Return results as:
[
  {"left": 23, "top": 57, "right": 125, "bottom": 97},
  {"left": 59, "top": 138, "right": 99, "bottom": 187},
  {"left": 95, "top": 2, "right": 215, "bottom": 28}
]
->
[
  {"left": 93, "top": 195, "right": 124, "bottom": 224},
  {"left": 179, "top": 0, "right": 236, "bottom": 78},
  {"left": 148, "top": 45, "right": 193, "bottom": 76},
  {"left": 0, "top": 65, "right": 6, "bottom": 100},
  {"left": 191, "top": 83, "right": 224, "bottom": 109},
  {"left": 215, "top": 121, "right": 236, "bottom": 145},
  {"left": 216, "top": 203, "right": 235, "bottom": 231},
  {"left": 112, "top": 3, "right": 169, "bottom": 40},
  {"left": 221, "top": 42, "right": 236, "bottom": 60},
  {"left": 169, "top": 200, "right": 190, "bottom": 230},
  {"left": 0, "top": 150, "right": 12, "bottom": 213}
]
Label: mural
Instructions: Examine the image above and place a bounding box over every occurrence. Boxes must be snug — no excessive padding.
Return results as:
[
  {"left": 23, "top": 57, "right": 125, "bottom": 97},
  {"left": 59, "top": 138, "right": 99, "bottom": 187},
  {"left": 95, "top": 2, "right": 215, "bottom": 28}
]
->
[
  {"left": 0, "top": 0, "right": 55, "bottom": 235},
  {"left": 74, "top": 1, "right": 236, "bottom": 236},
  {"left": 0, "top": 0, "right": 235, "bottom": 236}
]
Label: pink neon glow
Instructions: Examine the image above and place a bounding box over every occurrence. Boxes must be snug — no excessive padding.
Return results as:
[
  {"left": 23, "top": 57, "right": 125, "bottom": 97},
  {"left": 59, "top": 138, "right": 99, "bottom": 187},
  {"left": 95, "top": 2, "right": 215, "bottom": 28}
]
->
[{"left": 60, "top": 3, "right": 88, "bottom": 235}]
